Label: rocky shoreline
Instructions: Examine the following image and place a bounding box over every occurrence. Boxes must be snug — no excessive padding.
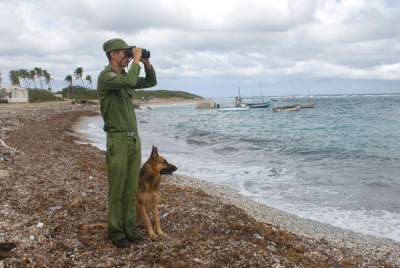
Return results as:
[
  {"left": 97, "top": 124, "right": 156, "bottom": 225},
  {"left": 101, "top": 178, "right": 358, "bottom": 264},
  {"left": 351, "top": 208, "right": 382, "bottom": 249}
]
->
[
  {"left": 168, "top": 175, "right": 400, "bottom": 264},
  {"left": 0, "top": 102, "right": 399, "bottom": 267}
]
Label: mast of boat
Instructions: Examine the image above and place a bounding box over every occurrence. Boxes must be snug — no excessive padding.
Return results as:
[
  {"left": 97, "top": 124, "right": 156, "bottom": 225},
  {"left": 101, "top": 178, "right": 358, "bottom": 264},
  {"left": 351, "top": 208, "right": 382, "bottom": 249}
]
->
[
  {"left": 260, "top": 81, "right": 264, "bottom": 103},
  {"left": 293, "top": 89, "right": 296, "bottom": 103}
]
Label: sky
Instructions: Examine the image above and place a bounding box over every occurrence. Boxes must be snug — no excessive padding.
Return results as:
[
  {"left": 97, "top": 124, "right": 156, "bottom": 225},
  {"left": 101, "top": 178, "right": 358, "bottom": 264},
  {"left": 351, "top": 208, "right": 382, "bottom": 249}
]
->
[{"left": 0, "top": 0, "right": 399, "bottom": 97}]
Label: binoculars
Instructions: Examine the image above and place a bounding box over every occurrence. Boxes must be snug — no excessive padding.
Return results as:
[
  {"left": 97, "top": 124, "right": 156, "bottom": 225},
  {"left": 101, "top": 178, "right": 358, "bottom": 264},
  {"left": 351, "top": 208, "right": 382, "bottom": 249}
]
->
[{"left": 124, "top": 47, "right": 151, "bottom": 59}]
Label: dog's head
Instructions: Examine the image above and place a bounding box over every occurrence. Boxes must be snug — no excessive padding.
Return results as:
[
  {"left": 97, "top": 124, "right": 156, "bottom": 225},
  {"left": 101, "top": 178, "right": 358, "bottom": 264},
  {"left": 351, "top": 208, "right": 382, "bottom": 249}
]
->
[{"left": 148, "top": 146, "right": 177, "bottom": 175}]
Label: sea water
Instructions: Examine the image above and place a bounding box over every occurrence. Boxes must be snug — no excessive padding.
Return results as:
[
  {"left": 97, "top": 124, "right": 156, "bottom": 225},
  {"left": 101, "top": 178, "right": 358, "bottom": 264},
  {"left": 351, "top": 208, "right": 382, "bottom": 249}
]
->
[{"left": 77, "top": 94, "right": 400, "bottom": 242}]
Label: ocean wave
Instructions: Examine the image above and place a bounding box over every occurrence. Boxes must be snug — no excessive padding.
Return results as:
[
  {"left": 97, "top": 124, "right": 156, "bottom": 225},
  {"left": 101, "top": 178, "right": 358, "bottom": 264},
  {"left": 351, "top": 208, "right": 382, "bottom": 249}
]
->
[
  {"left": 186, "top": 138, "right": 213, "bottom": 146},
  {"left": 363, "top": 181, "right": 399, "bottom": 189},
  {"left": 212, "top": 146, "right": 240, "bottom": 153}
]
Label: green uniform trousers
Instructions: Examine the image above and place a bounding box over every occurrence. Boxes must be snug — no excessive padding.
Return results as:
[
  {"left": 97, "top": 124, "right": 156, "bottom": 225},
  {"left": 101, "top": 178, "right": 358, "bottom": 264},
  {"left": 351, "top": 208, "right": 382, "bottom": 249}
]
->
[{"left": 106, "top": 132, "right": 141, "bottom": 242}]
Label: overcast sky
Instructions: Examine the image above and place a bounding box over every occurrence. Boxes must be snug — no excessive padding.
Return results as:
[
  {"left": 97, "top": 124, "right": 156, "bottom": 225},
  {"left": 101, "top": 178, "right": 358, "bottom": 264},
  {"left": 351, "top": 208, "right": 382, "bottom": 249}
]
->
[{"left": 0, "top": 0, "right": 399, "bottom": 97}]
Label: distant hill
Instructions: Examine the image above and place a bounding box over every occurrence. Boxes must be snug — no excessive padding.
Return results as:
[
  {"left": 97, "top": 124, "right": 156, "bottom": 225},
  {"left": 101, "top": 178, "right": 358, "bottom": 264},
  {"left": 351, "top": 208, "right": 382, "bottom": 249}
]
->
[
  {"left": 58, "top": 87, "right": 203, "bottom": 100},
  {"left": 132, "top": 90, "right": 203, "bottom": 100}
]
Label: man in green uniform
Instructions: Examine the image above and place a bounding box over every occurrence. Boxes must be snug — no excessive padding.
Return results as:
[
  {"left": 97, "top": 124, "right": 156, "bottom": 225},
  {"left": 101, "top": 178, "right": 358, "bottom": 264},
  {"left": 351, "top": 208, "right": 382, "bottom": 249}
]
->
[{"left": 97, "top": 38, "right": 157, "bottom": 248}]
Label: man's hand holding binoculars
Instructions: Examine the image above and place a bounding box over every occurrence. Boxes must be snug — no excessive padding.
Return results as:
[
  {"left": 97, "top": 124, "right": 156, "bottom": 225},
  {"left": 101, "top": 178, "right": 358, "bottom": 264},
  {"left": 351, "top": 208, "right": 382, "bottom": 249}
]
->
[
  {"left": 133, "top": 47, "right": 142, "bottom": 65},
  {"left": 131, "top": 47, "right": 151, "bottom": 69}
]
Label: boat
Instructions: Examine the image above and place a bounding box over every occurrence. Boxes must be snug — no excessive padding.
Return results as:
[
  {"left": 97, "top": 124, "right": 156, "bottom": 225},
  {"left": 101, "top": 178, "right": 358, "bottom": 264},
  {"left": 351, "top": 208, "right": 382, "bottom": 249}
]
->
[
  {"left": 273, "top": 104, "right": 301, "bottom": 112},
  {"left": 247, "top": 103, "right": 270, "bottom": 108},
  {"left": 217, "top": 89, "right": 250, "bottom": 111},
  {"left": 300, "top": 89, "right": 316, "bottom": 108},
  {"left": 300, "top": 103, "right": 316, "bottom": 108},
  {"left": 234, "top": 87, "right": 246, "bottom": 107},
  {"left": 238, "top": 83, "right": 271, "bottom": 109},
  {"left": 218, "top": 106, "right": 250, "bottom": 111},
  {"left": 248, "top": 82, "right": 270, "bottom": 108}
]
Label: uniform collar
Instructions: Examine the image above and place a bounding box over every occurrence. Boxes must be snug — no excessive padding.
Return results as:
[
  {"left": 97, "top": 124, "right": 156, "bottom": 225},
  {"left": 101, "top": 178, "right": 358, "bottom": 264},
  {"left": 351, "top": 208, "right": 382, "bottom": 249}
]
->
[{"left": 105, "top": 64, "right": 127, "bottom": 74}]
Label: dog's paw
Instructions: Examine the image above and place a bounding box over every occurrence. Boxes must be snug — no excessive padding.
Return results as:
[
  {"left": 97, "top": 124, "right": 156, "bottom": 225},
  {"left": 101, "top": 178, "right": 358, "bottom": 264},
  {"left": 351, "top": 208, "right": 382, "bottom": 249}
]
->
[
  {"left": 147, "top": 231, "right": 158, "bottom": 240},
  {"left": 156, "top": 230, "right": 167, "bottom": 237}
]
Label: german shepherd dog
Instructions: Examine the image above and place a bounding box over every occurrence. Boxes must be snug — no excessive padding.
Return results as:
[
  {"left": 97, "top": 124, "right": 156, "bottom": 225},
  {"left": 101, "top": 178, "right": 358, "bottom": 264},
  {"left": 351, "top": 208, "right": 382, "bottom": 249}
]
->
[{"left": 137, "top": 146, "right": 177, "bottom": 239}]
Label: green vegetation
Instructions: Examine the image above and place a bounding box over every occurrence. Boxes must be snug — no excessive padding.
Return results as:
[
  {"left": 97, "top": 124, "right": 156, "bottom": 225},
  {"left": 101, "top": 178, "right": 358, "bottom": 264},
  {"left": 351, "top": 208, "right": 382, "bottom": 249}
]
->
[
  {"left": 60, "top": 86, "right": 98, "bottom": 100},
  {"left": 58, "top": 87, "right": 201, "bottom": 101},
  {"left": 132, "top": 90, "right": 203, "bottom": 100},
  {"left": 28, "top": 89, "right": 62, "bottom": 103}
]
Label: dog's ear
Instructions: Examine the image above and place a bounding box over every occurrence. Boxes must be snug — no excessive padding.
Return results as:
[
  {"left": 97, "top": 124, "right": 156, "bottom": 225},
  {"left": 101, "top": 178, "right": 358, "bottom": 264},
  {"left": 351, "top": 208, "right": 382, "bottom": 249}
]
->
[{"left": 151, "top": 145, "right": 158, "bottom": 160}]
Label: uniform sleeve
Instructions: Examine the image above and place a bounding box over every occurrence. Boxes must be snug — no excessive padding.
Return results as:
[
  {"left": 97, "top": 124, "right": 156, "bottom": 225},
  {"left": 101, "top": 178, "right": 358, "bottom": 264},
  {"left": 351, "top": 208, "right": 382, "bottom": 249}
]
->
[
  {"left": 132, "top": 65, "right": 157, "bottom": 89},
  {"left": 100, "top": 63, "right": 142, "bottom": 89}
]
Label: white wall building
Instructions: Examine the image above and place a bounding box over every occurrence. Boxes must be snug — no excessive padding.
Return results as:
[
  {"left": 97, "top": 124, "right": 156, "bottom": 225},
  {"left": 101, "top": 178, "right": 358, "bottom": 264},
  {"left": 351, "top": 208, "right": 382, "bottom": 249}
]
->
[{"left": 0, "top": 87, "right": 28, "bottom": 103}]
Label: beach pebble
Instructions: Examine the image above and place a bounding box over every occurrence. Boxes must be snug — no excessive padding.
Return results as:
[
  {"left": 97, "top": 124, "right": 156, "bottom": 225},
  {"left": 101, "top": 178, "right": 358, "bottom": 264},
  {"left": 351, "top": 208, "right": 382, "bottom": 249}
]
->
[
  {"left": 65, "top": 251, "right": 75, "bottom": 258},
  {"left": 36, "top": 222, "right": 44, "bottom": 228},
  {"left": 267, "top": 242, "right": 277, "bottom": 252},
  {"left": 29, "top": 235, "right": 35, "bottom": 241},
  {"left": 0, "top": 169, "right": 9, "bottom": 178},
  {"left": 47, "top": 205, "right": 62, "bottom": 214},
  {"left": 254, "top": 233, "right": 263, "bottom": 240}
]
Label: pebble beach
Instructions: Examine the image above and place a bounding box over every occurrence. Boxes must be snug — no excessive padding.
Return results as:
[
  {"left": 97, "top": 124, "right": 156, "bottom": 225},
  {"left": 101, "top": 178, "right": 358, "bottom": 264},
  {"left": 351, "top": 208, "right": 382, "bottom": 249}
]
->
[
  {"left": 168, "top": 174, "right": 400, "bottom": 264},
  {"left": 0, "top": 101, "right": 399, "bottom": 267}
]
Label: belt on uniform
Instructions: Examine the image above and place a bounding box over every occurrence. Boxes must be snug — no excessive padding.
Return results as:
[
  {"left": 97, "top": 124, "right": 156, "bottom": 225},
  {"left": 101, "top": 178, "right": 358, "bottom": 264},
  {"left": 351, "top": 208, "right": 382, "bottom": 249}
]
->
[{"left": 107, "top": 131, "right": 136, "bottom": 137}]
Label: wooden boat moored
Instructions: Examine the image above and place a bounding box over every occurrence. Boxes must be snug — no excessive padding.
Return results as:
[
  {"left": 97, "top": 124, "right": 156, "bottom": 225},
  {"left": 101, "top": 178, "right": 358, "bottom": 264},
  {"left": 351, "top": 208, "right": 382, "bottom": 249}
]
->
[{"left": 273, "top": 104, "right": 301, "bottom": 112}]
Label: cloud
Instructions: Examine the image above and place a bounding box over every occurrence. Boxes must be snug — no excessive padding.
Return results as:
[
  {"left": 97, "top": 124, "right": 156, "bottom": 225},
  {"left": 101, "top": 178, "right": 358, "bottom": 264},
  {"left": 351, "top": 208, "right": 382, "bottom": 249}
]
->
[{"left": 0, "top": 0, "right": 399, "bottom": 95}]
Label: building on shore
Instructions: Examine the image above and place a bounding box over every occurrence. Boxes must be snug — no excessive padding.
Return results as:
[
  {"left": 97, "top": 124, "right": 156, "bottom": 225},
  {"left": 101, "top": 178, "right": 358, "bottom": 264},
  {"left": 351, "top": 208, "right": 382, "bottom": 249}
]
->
[
  {"left": 0, "top": 87, "right": 28, "bottom": 103},
  {"left": 52, "top": 93, "right": 63, "bottom": 99}
]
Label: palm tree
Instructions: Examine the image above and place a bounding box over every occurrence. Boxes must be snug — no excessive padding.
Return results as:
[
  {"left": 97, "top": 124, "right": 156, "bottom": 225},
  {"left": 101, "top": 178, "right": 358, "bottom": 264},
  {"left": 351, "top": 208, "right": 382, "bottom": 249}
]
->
[
  {"left": 16, "top": 70, "right": 23, "bottom": 87},
  {"left": 18, "top": 69, "right": 30, "bottom": 88},
  {"left": 74, "top": 67, "right": 85, "bottom": 87},
  {"left": 65, "top": 74, "right": 73, "bottom": 99},
  {"left": 43, "top": 70, "right": 52, "bottom": 91},
  {"left": 85, "top": 75, "right": 92, "bottom": 89},
  {"left": 65, "top": 74, "right": 73, "bottom": 86},
  {"left": 29, "top": 70, "right": 37, "bottom": 89},
  {"left": 34, "top": 67, "right": 44, "bottom": 89},
  {"left": 9, "top": 70, "right": 20, "bottom": 86}
]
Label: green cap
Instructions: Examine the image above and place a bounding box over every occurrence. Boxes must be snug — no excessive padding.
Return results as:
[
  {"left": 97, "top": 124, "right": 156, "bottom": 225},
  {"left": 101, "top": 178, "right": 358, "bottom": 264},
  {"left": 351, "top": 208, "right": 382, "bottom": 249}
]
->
[{"left": 103, "top": 38, "right": 133, "bottom": 53}]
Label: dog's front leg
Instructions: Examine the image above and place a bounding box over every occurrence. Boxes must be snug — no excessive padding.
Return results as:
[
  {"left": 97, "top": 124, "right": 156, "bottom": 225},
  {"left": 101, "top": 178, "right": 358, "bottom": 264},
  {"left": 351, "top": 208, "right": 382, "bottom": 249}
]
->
[
  {"left": 153, "top": 205, "right": 167, "bottom": 237},
  {"left": 138, "top": 204, "right": 157, "bottom": 240}
]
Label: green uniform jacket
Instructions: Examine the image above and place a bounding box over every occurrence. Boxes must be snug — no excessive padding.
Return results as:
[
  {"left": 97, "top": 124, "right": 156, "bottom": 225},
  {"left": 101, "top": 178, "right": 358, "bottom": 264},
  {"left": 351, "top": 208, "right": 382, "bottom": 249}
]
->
[{"left": 97, "top": 63, "right": 157, "bottom": 133}]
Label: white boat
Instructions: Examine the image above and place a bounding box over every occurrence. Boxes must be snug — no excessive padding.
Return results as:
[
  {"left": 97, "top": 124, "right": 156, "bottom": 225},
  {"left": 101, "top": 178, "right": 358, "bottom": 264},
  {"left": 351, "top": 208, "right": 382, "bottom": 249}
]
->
[
  {"left": 273, "top": 104, "right": 301, "bottom": 112},
  {"left": 218, "top": 106, "right": 250, "bottom": 111}
]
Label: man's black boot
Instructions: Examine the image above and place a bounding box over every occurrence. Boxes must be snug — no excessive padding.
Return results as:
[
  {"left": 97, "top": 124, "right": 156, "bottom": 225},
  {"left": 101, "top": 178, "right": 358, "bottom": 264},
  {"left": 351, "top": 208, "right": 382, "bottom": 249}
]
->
[
  {"left": 112, "top": 238, "right": 130, "bottom": 248},
  {"left": 127, "top": 232, "right": 145, "bottom": 243}
]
